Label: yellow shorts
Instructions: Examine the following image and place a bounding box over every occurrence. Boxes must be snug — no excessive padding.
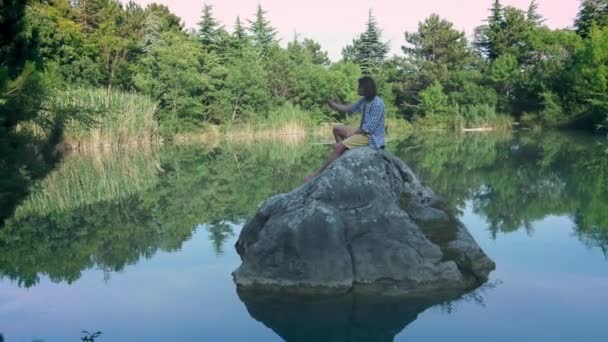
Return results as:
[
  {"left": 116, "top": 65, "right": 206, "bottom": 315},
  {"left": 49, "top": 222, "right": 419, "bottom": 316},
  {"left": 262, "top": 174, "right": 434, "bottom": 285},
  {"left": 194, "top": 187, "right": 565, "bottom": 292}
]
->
[{"left": 342, "top": 126, "right": 369, "bottom": 149}]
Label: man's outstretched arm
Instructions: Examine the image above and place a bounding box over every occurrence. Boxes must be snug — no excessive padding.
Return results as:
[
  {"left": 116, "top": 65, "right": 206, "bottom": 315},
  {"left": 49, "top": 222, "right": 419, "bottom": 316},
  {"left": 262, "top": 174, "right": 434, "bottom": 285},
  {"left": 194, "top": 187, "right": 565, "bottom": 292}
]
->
[{"left": 327, "top": 100, "right": 353, "bottom": 113}]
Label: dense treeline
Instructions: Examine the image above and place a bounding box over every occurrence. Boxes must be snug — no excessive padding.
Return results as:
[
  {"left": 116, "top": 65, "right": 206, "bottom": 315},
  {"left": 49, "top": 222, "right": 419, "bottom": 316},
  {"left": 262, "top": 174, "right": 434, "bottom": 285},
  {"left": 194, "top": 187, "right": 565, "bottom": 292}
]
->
[
  {"left": 23, "top": 0, "right": 364, "bottom": 135},
  {"left": 4, "top": 0, "right": 607, "bottom": 134},
  {"left": 2, "top": 0, "right": 608, "bottom": 223}
]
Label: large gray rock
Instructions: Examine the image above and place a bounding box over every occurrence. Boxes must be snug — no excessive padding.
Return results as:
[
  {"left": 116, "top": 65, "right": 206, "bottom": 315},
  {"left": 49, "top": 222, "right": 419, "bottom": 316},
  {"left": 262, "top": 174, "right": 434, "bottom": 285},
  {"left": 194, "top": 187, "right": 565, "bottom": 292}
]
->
[{"left": 233, "top": 147, "right": 495, "bottom": 295}]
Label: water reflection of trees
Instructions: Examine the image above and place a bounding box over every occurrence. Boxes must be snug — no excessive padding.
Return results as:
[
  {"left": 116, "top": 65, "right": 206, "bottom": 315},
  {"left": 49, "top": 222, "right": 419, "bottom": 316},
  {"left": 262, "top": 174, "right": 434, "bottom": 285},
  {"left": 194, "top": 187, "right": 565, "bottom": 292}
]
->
[
  {"left": 392, "top": 132, "right": 608, "bottom": 254},
  {"left": 0, "top": 142, "right": 326, "bottom": 287},
  {"left": 2, "top": 132, "right": 606, "bottom": 287}
]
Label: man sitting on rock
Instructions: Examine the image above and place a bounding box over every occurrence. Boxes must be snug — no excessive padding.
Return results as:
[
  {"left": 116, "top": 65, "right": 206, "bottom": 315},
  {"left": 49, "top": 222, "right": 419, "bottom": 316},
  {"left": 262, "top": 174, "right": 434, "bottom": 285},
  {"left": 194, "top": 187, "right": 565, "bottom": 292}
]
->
[{"left": 304, "top": 76, "right": 386, "bottom": 182}]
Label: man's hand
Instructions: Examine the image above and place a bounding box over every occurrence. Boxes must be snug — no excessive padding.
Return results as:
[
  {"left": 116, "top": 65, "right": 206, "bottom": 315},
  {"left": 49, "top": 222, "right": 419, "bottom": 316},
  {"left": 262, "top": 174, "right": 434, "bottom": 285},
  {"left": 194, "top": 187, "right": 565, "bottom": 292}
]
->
[{"left": 327, "top": 99, "right": 351, "bottom": 113}]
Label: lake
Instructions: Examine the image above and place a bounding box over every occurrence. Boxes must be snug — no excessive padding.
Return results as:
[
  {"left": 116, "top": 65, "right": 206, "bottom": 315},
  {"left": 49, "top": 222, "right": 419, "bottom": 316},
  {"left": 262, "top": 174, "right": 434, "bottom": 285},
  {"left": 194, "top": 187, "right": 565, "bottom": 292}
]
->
[{"left": 1, "top": 131, "right": 607, "bottom": 341}]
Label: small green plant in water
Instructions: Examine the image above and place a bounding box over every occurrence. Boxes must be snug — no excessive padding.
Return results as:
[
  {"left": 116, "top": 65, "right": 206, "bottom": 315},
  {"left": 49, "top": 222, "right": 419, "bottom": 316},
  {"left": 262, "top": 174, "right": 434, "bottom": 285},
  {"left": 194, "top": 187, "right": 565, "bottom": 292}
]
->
[{"left": 81, "top": 331, "right": 102, "bottom": 342}]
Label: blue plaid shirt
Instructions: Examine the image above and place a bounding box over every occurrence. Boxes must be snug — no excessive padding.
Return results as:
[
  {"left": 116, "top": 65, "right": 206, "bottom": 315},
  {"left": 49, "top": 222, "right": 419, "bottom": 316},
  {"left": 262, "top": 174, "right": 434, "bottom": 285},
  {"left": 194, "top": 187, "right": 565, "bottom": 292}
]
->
[{"left": 348, "top": 96, "right": 385, "bottom": 150}]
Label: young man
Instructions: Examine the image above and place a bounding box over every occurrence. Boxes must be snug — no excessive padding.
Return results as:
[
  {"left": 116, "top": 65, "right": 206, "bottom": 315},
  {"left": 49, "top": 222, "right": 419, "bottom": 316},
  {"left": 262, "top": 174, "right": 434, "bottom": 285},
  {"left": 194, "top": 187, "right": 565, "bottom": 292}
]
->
[{"left": 304, "top": 76, "right": 386, "bottom": 182}]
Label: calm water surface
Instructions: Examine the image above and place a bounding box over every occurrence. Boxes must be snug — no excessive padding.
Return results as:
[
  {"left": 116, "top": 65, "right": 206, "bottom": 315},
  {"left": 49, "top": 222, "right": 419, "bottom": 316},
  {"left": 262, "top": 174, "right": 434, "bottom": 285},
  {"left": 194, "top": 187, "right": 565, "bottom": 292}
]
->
[{"left": 1, "top": 132, "right": 607, "bottom": 341}]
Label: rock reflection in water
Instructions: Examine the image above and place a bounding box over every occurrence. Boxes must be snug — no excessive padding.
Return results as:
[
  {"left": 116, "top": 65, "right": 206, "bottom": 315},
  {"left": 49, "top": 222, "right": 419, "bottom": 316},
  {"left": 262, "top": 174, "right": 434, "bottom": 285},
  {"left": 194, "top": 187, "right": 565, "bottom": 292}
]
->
[{"left": 237, "top": 287, "right": 476, "bottom": 342}]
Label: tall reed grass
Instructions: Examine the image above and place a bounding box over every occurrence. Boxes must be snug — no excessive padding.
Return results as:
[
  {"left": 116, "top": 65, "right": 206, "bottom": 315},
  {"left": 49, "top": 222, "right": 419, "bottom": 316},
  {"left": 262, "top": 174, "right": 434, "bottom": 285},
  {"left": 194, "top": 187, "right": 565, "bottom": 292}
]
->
[
  {"left": 46, "top": 87, "right": 159, "bottom": 151},
  {"left": 223, "top": 103, "right": 310, "bottom": 142}
]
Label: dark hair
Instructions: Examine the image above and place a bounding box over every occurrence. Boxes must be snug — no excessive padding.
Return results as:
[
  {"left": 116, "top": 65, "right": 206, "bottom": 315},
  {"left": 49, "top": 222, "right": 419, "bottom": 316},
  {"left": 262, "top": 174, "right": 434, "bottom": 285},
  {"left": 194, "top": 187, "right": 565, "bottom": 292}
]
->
[{"left": 358, "top": 76, "right": 377, "bottom": 100}]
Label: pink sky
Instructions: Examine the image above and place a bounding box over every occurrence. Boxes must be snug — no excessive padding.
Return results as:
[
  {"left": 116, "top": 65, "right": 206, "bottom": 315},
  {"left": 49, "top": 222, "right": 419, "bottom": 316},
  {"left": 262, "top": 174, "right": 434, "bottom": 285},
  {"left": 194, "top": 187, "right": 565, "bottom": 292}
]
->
[{"left": 126, "top": 0, "right": 581, "bottom": 60}]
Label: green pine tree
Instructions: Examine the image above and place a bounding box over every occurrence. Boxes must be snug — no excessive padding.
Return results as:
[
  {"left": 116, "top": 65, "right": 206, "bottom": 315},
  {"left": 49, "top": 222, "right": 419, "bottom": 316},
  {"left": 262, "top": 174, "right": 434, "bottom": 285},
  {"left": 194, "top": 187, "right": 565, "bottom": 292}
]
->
[
  {"left": 503, "top": 7, "right": 534, "bottom": 61},
  {"left": 302, "top": 38, "right": 330, "bottom": 66},
  {"left": 475, "top": 0, "right": 506, "bottom": 60},
  {"left": 0, "top": 0, "right": 43, "bottom": 129},
  {"left": 567, "top": 26, "right": 608, "bottom": 128},
  {"left": 72, "top": 0, "right": 108, "bottom": 33},
  {"left": 341, "top": 9, "right": 389, "bottom": 74},
  {"left": 248, "top": 4, "right": 277, "bottom": 55},
  {"left": 233, "top": 16, "right": 247, "bottom": 43},
  {"left": 0, "top": 0, "right": 56, "bottom": 224},
  {"left": 526, "top": 0, "right": 544, "bottom": 27},
  {"left": 198, "top": 4, "right": 225, "bottom": 51},
  {"left": 490, "top": 0, "right": 503, "bottom": 22},
  {"left": 575, "top": 0, "right": 608, "bottom": 38},
  {"left": 227, "top": 15, "right": 250, "bottom": 57},
  {"left": 403, "top": 14, "right": 471, "bottom": 68}
]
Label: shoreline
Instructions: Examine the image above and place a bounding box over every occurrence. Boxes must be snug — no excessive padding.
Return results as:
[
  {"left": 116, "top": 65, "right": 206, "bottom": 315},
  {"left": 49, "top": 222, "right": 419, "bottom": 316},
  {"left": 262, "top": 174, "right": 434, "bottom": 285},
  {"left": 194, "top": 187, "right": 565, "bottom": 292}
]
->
[{"left": 58, "top": 120, "right": 514, "bottom": 152}]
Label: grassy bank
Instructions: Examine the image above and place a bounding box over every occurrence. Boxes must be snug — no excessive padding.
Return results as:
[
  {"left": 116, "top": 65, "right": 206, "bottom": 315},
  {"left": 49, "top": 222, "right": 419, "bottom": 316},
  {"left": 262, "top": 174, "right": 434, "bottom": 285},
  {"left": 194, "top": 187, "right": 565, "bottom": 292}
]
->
[
  {"left": 221, "top": 104, "right": 311, "bottom": 142},
  {"left": 32, "top": 87, "right": 159, "bottom": 151},
  {"left": 35, "top": 87, "right": 514, "bottom": 150},
  {"left": 190, "top": 112, "right": 509, "bottom": 144}
]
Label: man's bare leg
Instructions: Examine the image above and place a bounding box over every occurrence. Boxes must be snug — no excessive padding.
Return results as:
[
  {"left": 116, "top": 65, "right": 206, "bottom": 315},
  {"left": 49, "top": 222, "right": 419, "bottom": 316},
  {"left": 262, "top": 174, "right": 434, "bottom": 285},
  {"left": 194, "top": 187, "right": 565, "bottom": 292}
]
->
[
  {"left": 304, "top": 143, "right": 348, "bottom": 182},
  {"left": 333, "top": 125, "right": 349, "bottom": 143}
]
